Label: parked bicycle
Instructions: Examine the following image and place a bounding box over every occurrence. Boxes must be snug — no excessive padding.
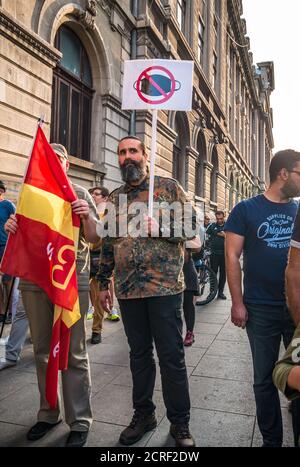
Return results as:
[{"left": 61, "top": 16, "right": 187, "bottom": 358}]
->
[{"left": 193, "top": 248, "right": 218, "bottom": 306}]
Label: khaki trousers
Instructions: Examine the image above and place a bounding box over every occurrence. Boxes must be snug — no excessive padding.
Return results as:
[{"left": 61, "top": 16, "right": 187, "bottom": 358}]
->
[
  {"left": 22, "top": 288, "right": 92, "bottom": 431},
  {"left": 90, "top": 277, "right": 105, "bottom": 333}
]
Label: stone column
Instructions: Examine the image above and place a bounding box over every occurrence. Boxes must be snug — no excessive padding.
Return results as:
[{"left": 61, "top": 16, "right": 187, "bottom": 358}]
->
[
  {"left": 186, "top": 146, "right": 199, "bottom": 196},
  {"left": 216, "top": 172, "right": 227, "bottom": 211},
  {"left": 203, "top": 160, "right": 214, "bottom": 209},
  {"left": 258, "top": 116, "right": 266, "bottom": 191}
]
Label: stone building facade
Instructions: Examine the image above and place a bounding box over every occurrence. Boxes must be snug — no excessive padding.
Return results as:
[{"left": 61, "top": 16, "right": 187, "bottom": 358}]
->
[{"left": 0, "top": 0, "right": 274, "bottom": 215}]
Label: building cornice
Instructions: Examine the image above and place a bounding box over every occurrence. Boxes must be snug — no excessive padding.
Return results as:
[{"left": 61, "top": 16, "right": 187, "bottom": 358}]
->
[
  {"left": 186, "top": 146, "right": 199, "bottom": 160},
  {"left": 0, "top": 8, "right": 61, "bottom": 67},
  {"left": 136, "top": 19, "right": 171, "bottom": 58},
  {"left": 136, "top": 110, "right": 178, "bottom": 143},
  {"left": 97, "top": 0, "right": 135, "bottom": 37},
  {"left": 101, "top": 93, "right": 130, "bottom": 120},
  {"left": 227, "top": 0, "right": 258, "bottom": 105},
  {"left": 203, "top": 161, "right": 213, "bottom": 171},
  {"left": 157, "top": 120, "right": 177, "bottom": 143},
  {"left": 216, "top": 172, "right": 227, "bottom": 183}
]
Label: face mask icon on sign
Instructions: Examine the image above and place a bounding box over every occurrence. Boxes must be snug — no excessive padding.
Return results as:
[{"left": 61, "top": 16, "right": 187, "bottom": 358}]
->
[{"left": 134, "top": 75, "right": 181, "bottom": 96}]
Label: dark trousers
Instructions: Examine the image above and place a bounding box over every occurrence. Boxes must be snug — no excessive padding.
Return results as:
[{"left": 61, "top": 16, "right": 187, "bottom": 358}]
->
[
  {"left": 118, "top": 293, "right": 190, "bottom": 425},
  {"left": 211, "top": 254, "right": 226, "bottom": 294},
  {"left": 183, "top": 290, "right": 195, "bottom": 332},
  {"left": 246, "top": 303, "right": 300, "bottom": 447}
]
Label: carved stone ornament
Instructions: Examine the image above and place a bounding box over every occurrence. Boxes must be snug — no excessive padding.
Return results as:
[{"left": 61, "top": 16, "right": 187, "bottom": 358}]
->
[
  {"left": 97, "top": 0, "right": 112, "bottom": 17},
  {"left": 195, "top": 110, "right": 207, "bottom": 129},
  {"left": 87, "top": 0, "right": 97, "bottom": 16},
  {"left": 74, "top": 1, "right": 97, "bottom": 30}
]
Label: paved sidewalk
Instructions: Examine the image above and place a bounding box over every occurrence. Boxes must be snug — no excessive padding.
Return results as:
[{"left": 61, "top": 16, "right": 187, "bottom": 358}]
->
[{"left": 0, "top": 290, "right": 294, "bottom": 447}]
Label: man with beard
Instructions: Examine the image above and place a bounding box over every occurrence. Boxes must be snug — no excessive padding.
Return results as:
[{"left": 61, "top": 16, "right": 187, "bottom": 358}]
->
[
  {"left": 225, "top": 149, "right": 300, "bottom": 447},
  {"left": 96, "top": 136, "right": 197, "bottom": 447}
]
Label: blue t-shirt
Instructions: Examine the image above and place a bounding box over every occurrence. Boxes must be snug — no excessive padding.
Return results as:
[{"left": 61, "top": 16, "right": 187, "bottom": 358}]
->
[
  {"left": 290, "top": 206, "right": 300, "bottom": 248},
  {"left": 225, "top": 195, "right": 298, "bottom": 305},
  {"left": 0, "top": 199, "right": 15, "bottom": 247}
]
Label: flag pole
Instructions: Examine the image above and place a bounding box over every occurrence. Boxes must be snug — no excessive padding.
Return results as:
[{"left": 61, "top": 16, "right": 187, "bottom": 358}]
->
[
  {"left": 0, "top": 115, "right": 45, "bottom": 337},
  {"left": 148, "top": 109, "right": 158, "bottom": 218},
  {"left": 15, "top": 115, "right": 45, "bottom": 201}
]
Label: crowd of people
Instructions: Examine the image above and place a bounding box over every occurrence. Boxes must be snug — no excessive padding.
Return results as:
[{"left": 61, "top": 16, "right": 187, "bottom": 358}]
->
[{"left": 0, "top": 140, "right": 300, "bottom": 448}]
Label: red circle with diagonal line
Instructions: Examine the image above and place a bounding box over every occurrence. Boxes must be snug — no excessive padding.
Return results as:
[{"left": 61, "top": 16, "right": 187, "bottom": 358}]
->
[{"left": 136, "top": 66, "right": 176, "bottom": 104}]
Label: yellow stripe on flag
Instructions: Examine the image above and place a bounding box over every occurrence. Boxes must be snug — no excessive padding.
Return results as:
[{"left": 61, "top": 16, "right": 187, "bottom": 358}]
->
[
  {"left": 62, "top": 298, "right": 81, "bottom": 327},
  {"left": 54, "top": 299, "right": 81, "bottom": 328},
  {"left": 17, "top": 184, "right": 79, "bottom": 241}
]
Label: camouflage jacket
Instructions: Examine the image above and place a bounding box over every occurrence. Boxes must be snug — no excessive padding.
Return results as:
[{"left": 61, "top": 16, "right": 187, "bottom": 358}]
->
[
  {"left": 96, "top": 175, "right": 197, "bottom": 299},
  {"left": 273, "top": 323, "right": 300, "bottom": 402}
]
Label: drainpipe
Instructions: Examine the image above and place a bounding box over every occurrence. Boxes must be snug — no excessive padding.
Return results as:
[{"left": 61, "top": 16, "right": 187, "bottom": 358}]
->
[{"left": 129, "top": 0, "right": 138, "bottom": 135}]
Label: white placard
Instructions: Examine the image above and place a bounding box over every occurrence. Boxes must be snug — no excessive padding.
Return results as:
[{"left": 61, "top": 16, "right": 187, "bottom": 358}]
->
[{"left": 122, "top": 59, "right": 194, "bottom": 110}]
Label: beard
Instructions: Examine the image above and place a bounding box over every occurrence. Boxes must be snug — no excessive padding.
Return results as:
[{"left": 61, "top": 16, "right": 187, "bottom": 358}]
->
[
  {"left": 281, "top": 180, "right": 300, "bottom": 198},
  {"left": 120, "top": 158, "right": 146, "bottom": 183}
]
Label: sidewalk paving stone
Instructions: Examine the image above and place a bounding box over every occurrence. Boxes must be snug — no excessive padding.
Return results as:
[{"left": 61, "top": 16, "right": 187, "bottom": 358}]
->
[
  {"left": 91, "top": 384, "right": 166, "bottom": 427},
  {"left": 146, "top": 408, "right": 255, "bottom": 447},
  {"left": 189, "top": 375, "right": 256, "bottom": 416},
  {"left": 207, "top": 339, "right": 251, "bottom": 359},
  {"left": 192, "top": 354, "right": 253, "bottom": 382},
  {"left": 0, "top": 286, "right": 295, "bottom": 447}
]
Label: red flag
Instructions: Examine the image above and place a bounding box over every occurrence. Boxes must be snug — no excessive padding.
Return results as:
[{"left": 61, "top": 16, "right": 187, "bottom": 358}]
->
[{"left": 0, "top": 127, "right": 81, "bottom": 408}]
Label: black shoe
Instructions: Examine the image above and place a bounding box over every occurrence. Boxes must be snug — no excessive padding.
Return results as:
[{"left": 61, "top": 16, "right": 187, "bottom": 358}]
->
[
  {"left": 66, "top": 430, "right": 88, "bottom": 447},
  {"left": 119, "top": 412, "right": 157, "bottom": 445},
  {"left": 91, "top": 332, "right": 101, "bottom": 344},
  {"left": 218, "top": 293, "right": 227, "bottom": 300},
  {"left": 26, "top": 420, "right": 62, "bottom": 441},
  {"left": 170, "top": 423, "right": 195, "bottom": 447}
]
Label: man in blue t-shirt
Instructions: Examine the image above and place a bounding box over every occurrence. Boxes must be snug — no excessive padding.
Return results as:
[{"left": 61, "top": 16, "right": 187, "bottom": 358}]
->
[
  {"left": 225, "top": 149, "right": 300, "bottom": 447},
  {"left": 0, "top": 180, "right": 15, "bottom": 320}
]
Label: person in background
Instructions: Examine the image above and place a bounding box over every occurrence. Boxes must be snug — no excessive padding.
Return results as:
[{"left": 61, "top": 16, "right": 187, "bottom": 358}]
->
[
  {"left": 89, "top": 186, "right": 120, "bottom": 328},
  {"left": 4, "top": 144, "right": 97, "bottom": 448},
  {"left": 88, "top": 186, "right": 109, "bottom": 344},
  {"left": 183, "top": 236, "right": 201, "bottom": 346},
  {"left": 206, "top": 210, "right": 227, "bottom": 300},
  {"left": 0, "top": 289, "right": 30, "bottom": 371},
  {"left": 0, "top": 180, "right": 16, "bottom": 324},
  {"left": 204, "top": 214, "right": 211, "bottom": 230}
]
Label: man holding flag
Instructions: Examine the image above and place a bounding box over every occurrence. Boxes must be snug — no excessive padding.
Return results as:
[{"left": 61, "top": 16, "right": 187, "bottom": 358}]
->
[{"left": 3, "top": 129, "right": 97, "bottom": 447}]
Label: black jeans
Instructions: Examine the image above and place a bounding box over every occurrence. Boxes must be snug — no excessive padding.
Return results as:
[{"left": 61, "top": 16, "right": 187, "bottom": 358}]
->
[
  {"left": 119, "top": 293, "right": 190, "bottom": 425},
  {"left": 246, "top": 303, "right": 300, "bottom": 447},
  {"left": 210, "top": 254, "right": 226, "bottom": 295}
]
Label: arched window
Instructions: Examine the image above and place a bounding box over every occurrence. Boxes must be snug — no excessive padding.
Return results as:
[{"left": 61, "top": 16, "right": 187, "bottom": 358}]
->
[
  {"left": 195, "top": 132, "right": 206, "bottom": 197},
  {"left": 51, "top": 26, "right": 93, "bottom": 160},
  {"left": 210, "top": 147, "right": 218, "bottom": 203}
]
